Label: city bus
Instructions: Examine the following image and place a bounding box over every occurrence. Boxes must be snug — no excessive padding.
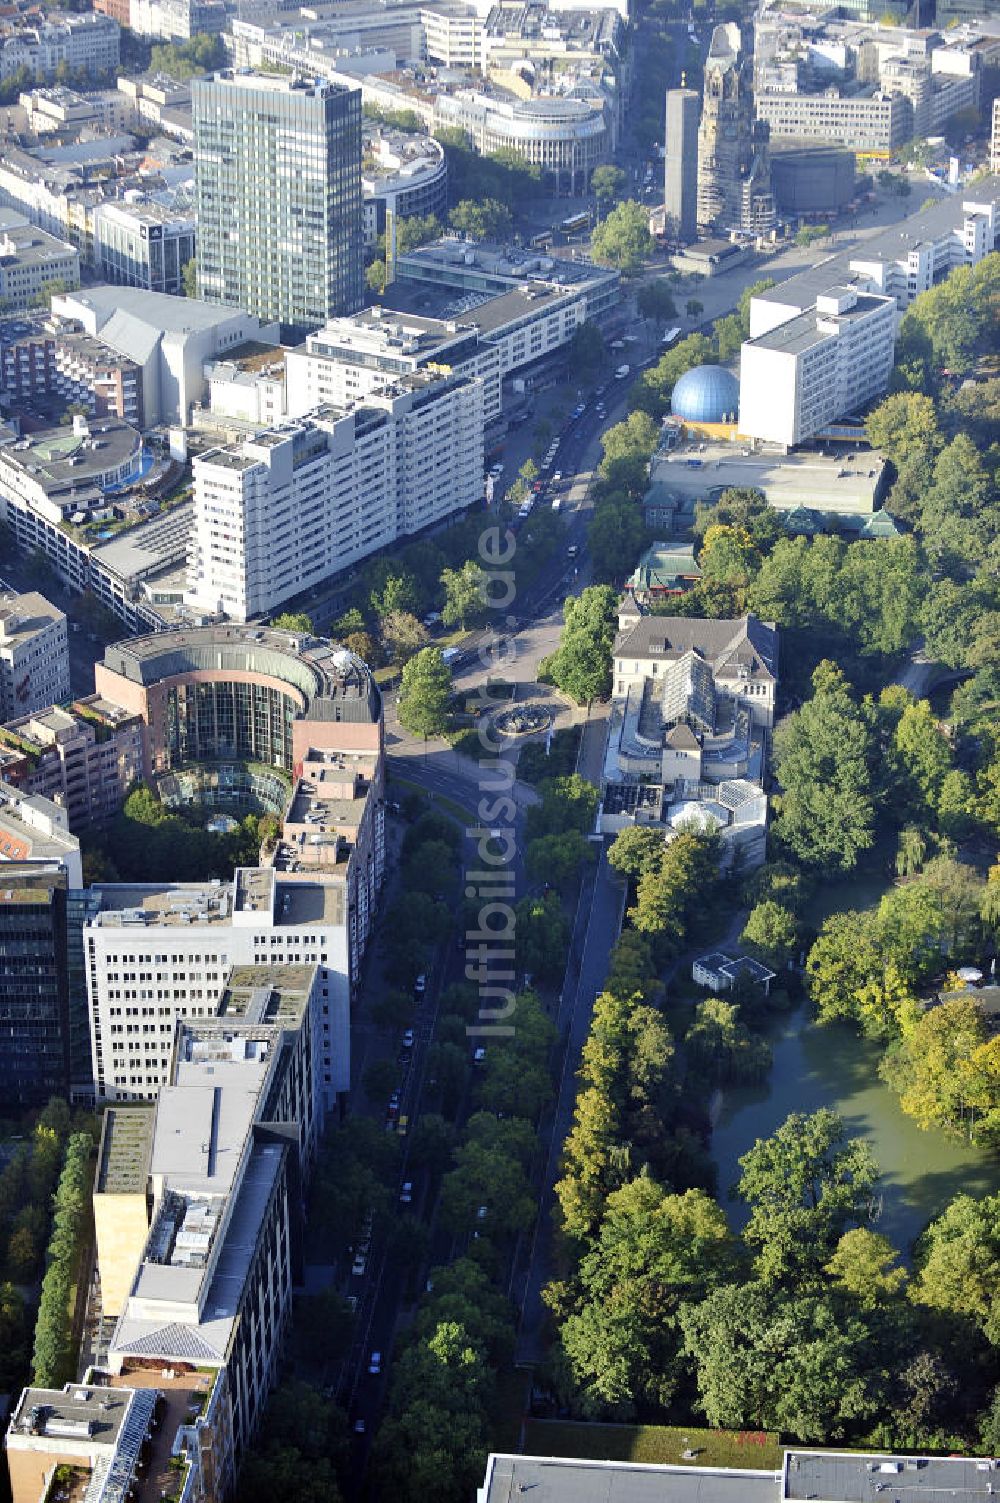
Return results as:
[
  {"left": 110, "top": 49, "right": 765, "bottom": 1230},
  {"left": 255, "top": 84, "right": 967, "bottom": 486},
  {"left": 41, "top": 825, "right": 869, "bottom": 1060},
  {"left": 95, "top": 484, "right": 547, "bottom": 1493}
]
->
[
  {"left": 560, "top": 211, "right": 591, "bottom": 234},
  {"left": 530, "top": 229, "right": 554, "bottom": 249}
]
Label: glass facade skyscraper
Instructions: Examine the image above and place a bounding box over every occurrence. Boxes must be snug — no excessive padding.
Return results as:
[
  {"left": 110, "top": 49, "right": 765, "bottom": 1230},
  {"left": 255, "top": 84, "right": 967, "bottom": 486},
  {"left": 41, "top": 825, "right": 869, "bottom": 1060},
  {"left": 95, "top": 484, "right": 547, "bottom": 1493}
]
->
[{"left": 193, "top": 72, "right": 363, "bottom": 337}]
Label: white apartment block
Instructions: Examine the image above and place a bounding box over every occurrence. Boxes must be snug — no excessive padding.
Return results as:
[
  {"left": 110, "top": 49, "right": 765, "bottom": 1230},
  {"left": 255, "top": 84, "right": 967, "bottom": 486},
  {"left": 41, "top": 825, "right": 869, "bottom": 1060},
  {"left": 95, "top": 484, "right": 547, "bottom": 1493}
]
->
[
  {"left": 84, "top": 866, "right": 351, "bottom": 1105},
  {"left": 187, "top": 375, "right": 484, "bottom": 622},
  {"left": 0, "top": 591, "right": 70, "bottom": 721},
  {"left": 0, "top": 15, "right": 120, "bottom": 84},
  {"left": 286, "top": 308, "right": 502, "bottom": 422},
  {"left": 993, "top": 98, "right": 1000, "bottom": 177},
  {"left": 740, "top": 286, "right": 896, "bottom": 450}
]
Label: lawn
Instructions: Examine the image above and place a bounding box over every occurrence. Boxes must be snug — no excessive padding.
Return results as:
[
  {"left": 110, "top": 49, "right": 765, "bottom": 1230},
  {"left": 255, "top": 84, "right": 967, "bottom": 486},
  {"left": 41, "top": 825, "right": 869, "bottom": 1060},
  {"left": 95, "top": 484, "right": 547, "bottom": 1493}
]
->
[{"left": 522, "top": 1420, "right": 782, "bottom": 1471}]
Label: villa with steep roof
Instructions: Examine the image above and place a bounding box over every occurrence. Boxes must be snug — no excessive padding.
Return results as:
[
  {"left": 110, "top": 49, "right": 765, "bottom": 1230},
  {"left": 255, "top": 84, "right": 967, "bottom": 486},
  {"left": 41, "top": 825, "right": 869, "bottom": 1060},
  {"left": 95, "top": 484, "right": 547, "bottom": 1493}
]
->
[
  {"left": 600, "top": 610, "right": 778, "bottom": 867},
  {"left": 613, "top": 612, "right": 778, "bottom": 729}
]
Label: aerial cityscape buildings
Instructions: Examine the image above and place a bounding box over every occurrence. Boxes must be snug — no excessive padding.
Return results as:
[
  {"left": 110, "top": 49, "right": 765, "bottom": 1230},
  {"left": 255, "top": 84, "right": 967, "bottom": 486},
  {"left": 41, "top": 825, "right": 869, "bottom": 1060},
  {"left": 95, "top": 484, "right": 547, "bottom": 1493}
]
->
[{"left": 1, "top": 0, "right": 1000, "bottom": 1493}]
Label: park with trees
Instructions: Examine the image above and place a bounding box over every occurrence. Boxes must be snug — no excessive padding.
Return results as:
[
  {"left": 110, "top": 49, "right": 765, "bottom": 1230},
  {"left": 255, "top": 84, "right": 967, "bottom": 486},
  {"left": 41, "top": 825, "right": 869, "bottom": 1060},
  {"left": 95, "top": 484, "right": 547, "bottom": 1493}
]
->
[{"left": 532, "top": 248, "right": 1000, "bottom": 1453}]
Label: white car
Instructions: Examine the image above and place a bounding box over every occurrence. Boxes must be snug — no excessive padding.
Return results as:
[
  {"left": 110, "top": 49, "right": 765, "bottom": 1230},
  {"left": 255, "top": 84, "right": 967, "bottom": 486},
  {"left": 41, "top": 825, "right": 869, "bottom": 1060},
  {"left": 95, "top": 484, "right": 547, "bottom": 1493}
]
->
[
  {"left": 352, "top": 1254, "right": 367, "bottom": 1276},
  {"left": 400, "top": 1181, "right": 413, "bottom": 1204},
  {"left": 552, "top": 470, "right": 563, "bottom": 483},
  {"left": 368, "top": 1351, "right": 381, "bottom": 1375},
  {"left": 414, "top": 973, "right": 427, "bottom": 995},
  {"left": 489, "top": 463, "right": 504, "bottom": 477}
]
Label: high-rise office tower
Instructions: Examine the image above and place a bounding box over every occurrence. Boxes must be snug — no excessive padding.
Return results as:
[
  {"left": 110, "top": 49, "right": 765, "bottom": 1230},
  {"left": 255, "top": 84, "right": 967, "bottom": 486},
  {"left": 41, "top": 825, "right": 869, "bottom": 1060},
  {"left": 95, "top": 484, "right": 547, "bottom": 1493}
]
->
[
  {"left": 193, "top": 71, "right": 363, "bottom": 337},
  {"left": 0, "top": 782, "right": 82, "bottom": 1105},
  {"left": 697, "top": 23, "right": 774, "bottom": 236},
  {"left": 664, "top": 87, "right": 699, "bottom": 243}
]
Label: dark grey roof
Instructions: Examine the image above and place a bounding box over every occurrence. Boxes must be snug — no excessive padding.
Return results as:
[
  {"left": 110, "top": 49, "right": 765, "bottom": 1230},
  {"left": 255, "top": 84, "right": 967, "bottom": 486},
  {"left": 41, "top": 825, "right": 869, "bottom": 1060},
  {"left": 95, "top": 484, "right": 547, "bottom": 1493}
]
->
[
  {"left": 482, "top": 1455, "right": 781, "bottom": 1503},
  {"left": 783, "top": 1449, "right": 1000, "bottom": 1501},
  {"left": 614, "top": 614, "right": 777, "bottom": 682}
]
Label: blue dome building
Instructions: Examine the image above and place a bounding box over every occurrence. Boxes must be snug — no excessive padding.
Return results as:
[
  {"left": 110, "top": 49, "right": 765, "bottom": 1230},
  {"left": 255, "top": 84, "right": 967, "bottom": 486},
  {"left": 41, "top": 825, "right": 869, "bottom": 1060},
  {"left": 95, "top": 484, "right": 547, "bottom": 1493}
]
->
[{"left": 671, "top": 364, "right": 740, "bottom": 425}]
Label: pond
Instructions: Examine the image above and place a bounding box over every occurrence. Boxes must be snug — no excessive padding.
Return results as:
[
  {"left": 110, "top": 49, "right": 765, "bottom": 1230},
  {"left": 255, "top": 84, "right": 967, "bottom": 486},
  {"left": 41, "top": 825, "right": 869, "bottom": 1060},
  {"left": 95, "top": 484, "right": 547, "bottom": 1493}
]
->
[{"left": 710, "top": 1005, "right": 999, "bottom": 1256}]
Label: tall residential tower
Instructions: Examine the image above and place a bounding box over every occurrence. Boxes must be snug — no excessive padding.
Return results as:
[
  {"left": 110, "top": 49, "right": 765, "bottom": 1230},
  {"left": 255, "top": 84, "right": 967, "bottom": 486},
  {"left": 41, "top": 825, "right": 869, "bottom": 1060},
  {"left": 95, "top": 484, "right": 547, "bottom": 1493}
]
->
[
  {"left": 664, "top": 88, "right": 699, "bottom": 243},
  {"left": 193, "top": 71, "right": 363, "bottom": 337}
]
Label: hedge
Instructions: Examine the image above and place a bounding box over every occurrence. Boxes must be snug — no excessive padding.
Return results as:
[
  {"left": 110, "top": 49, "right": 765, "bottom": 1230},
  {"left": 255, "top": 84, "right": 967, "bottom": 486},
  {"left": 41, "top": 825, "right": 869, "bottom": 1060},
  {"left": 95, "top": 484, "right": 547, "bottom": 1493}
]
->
[{"left": 31, "top": 1133, "right": 93, "bottom": 1387}]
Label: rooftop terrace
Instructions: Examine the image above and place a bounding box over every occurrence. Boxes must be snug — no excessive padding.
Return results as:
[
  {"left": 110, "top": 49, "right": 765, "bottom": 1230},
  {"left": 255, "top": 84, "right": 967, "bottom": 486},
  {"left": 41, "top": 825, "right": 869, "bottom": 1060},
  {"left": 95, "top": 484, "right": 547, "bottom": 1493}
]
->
[{"left": 96, "top": 1108, "right": 154, "bottom": 1195}]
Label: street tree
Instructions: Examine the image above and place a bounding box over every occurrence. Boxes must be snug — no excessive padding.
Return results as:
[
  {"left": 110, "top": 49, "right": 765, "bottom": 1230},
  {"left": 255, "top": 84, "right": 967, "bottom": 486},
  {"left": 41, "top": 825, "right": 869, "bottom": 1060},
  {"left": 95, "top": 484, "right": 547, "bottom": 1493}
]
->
[
  {"left": 607, "top": 826, "right": 668, "bottom": 883},
  {"left": 440, "top": 561, "right": 486, "bottom": 629},
  {"left": 545, "top": 585, "right": 619, "bottom": 703},
  {"left": 637, "top": 280, "right": 678, "bottom": 321},
  {"left": 398, "top": 647, "right": 451, "bottom": 739},
  {"left": 449, "top": 198, "right": 513, "bottom": 241},
  {"left": 555, "top": 1180, "right": 735, "bottom": 1415},
  {"left": 590, "top": 200, "right": 653, "bottom": 274},
  {"left": 591, "top": 164, "right": 627, "bottom": 204}
]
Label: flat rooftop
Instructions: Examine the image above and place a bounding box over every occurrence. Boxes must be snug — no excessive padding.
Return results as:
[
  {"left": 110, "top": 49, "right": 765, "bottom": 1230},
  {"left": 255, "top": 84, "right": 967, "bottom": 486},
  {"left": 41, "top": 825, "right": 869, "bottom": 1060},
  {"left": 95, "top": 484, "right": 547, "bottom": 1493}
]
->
[
  {"left": 8, "top": 1383, "right": 133, "bottom": 1450},
  {"left": 113, "top": 1139, "right": 285, "bottom": 1365},
  {"left": 480, "top": 1456, "right": 780, "bottom": 1503},
  {"left": 648, "top": 442, "right": 883, "bottom": 515},
  {"left": 0, "top": 590, "right": 64, "bottom": 646},
  {"left": 216, "top": 963, "right": 317, "bottom": 1024},
  {"left": 757, "top": 176, "right": 1000, "bottom": 313},
  {"left": 398, "top": 235, "right": 618, "bottom": 291},
  {"left": 748, "top": 293, "right": 891, "bottom": 357},
  {"left": 100, "top": 625, "right": 380, "bottom": 721},
  {"left": 96, "top": 1107, "right": 154, "bottom": 1195},
  {"left": 90, "top": 502, "right": 193, "bottom": 586},
  {"left": 90, "top": 880, "right": 234, "bottom": 927},
  {"left": 782, "top": 1450, "right": 1000, "bottom": 1501},
  {"left": 0, "top": 418, "right": 142, "bottom": 498}
]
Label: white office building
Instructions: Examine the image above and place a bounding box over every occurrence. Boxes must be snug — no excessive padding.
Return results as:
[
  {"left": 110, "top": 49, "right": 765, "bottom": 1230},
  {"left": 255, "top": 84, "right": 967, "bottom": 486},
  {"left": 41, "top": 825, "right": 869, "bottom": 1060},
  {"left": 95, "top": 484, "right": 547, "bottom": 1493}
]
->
[
  {"left": 186, "top": 375, "right": 484, "bottom": 622},
  {"left": 749, "top": 180, "right": 1000, "bottom": 323},
  {"left": 0, "top": 591, "right": 70, "bottom": 721},
  {"left": 0, "top": 209, "right": 79, "bottom": 307},
  {"left": 83, "top": 866, "right": 350, "bottom": 1104},
  {"left": 93, "top": 200, "right": 196, "bottom": 298},
  {"left": 739, "top": 285, "right": 896, "bottom": 450}
]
